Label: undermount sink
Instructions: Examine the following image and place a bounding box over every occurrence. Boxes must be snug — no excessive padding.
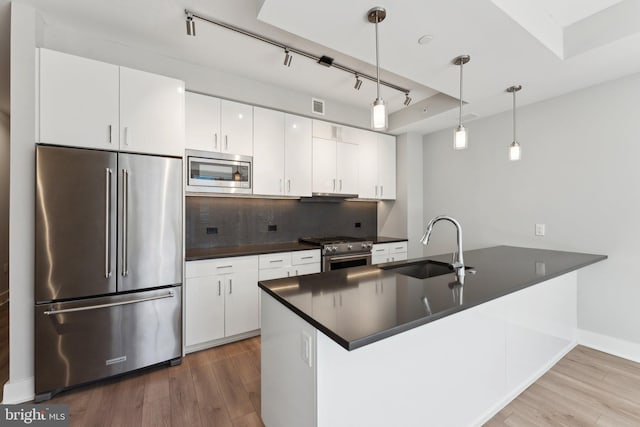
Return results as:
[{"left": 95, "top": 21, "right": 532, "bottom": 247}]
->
[{"left": 381, "top": 260, "right": 459, "bottom": 280}]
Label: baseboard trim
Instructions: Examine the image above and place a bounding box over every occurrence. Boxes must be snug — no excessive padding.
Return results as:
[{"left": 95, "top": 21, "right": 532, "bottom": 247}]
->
[
  {"left": 184, "top": 330, "right": 260, "bottom": 354},
  {"left": 578, "top": 329, "right": 640, "bottom": 363},
  {"left": 2, "top": 377, "right": 35, "bottom": 404},
  {"left": 474, "top": 340, "right": 577, "bottom": 427}
]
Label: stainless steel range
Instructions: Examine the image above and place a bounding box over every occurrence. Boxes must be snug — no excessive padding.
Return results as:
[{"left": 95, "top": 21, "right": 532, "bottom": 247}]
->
[{"left": 299, "top": 236, "right": 373, "bottom": 272}]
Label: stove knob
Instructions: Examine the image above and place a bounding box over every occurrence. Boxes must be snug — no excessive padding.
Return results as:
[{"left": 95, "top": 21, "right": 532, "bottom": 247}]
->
[
  {"left": 332, "top": 246, "right": 339, "bottom": 252},
  {"left": 347, "top": 244, "right": 353, "bottom": 250}
]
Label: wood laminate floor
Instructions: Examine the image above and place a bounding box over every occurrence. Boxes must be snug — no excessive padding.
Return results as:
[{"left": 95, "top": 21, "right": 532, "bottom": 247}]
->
[{"left": 45, "top": 340, "right": 640, "bottom": 427}]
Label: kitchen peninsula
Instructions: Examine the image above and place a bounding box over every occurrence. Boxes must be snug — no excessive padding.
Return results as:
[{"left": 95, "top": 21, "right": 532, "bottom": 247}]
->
[{"left": 259, "top": 246, "right": 606, "bottom": 427}]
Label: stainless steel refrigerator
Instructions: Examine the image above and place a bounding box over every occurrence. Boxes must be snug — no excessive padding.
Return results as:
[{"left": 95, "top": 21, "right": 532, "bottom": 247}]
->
[{"left": 34, "top": 145, "right": 183, "bottom": 402}]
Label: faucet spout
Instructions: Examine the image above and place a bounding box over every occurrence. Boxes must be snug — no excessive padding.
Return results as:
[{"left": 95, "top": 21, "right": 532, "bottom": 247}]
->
[{"left": 420, "top": 215, "right": 465, "bottom": 279}]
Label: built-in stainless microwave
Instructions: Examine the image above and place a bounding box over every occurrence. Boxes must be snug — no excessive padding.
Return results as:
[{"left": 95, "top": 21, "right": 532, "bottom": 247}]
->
[{"left": 186, "top": 150, "right": 252, "bottom": 194}]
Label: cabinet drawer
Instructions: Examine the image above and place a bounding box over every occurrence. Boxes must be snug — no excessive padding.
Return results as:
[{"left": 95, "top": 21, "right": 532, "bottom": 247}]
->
[
  {"left": 292, "top": 250, "right": 321, "bottom": 265},
  {"left": 186, "top": 255, "right": 258, "bottom": 278},
  {"left": 259, "top": 253, "right": 292, "bottom": 270},
  {"left": 390, "top": 242, "right": 408, "bottom": 254},
  {"left": 372, "top": 245, "right": 389, "bottom": 257}
]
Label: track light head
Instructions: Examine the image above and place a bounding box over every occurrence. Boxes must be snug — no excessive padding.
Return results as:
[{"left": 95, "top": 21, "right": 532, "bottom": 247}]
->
[
  {"left": 404, "top": 93, "right": 412, "bottom": 106},
  {"left": 354, "top": 74, "right": 363, "bottom": 90},
  {"left": 283, "top": 49, "right": 292, "bottom": 67},
  {"left": 186, "top": 12, "right": 196, "bottom": 36}
]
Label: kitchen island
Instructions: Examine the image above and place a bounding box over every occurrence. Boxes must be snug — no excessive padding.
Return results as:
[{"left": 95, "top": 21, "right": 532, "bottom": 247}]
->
[{"left": 258, "top": 246, "right": 606, "bottom": 427}]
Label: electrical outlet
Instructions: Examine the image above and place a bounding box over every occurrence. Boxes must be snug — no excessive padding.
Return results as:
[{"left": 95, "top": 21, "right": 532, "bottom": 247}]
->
[
  {"left": 535, "top": 224, "right": 545, "bottom": 236},
  {"left": 268, "top": 224, "right": 277, "bottom": 232},
  {"left": 354, "top": 222, "right": 362, "bottom": 228},
  {"left": 206, "top": 227, "right": 218, "bottom": 235}
]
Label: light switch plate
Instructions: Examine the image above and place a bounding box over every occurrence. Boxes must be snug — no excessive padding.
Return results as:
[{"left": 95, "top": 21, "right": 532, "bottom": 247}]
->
[{"left": 535, "top": 224, "right": 546, "bottom": 236}]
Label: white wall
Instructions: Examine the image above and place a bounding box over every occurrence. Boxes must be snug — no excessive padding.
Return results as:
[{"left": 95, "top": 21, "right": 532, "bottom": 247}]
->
[
  {"left": 422, "top": 72, "right": 640, "bottom": 348},
  {"left": 378, "top": 132, "right": 424, "bottom": 258},
  {"left": 0, "top": 111, "right": 8, "bottom": 295}
]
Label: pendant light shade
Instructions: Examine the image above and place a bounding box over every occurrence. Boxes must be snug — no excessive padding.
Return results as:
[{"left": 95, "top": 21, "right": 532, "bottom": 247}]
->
[
  {"left": 368, "top": 7, "right": 387, "bottom": 130},
  {"left": 453, "top": 55, "right": 470, "bottom": 150},
  {"left": 506, "top": 85, "right": 522, "bottom": 161}
]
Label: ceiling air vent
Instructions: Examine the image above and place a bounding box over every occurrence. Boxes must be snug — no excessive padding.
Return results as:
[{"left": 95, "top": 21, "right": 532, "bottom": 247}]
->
[{"left": 312, "top": 98, "right": 325, "bottom": 116}]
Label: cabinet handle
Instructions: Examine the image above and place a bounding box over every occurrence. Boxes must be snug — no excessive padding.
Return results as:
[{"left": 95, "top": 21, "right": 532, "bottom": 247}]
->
[
  {"left": 279, "top": 179, "right": 283, "bottom": 194},
  {"left": 287, "top": 179, "right": 291, "bottom": 193},
  {"left": 300, "top": 256, "right": 313, "bottom": 260},
  {"left": 269, "top": 259, "right": 284, "bottom": 263},
  {"left": 375, "top": 185, "right": 378, "bottom": 197},
  {"left": 287, "top": 271, "right": 290, "bottom": 277},
  {"left": 339, "top": 179, "right": 342, "bottom": 191},
  {"left": 225, "top": 135, "right": 228, "bottom": 151},
  {"left": 381, "top": 185, "right": 384, "bottom": 196},
  {"left": 295, "top": 269, "right": 298, "bottom": 276},
  {"left": 217, "top": 265, "right": 233, "bottom": 269},
  {"left": 123, "top": 127, "right": 129, "bottom": 146},
  {"left": 229, "top": 279, "right": 233, "bottom": 294},
  {"left": 218, "top": 280, "right": 221, "bottom": 296},
  {"left": 214, "top": 133, "right": 218, "bottom": 150},
  {"left": 108, "top": 125, "right": 112, "bottom": 143},
  {"left": 332, "top": 179, "right": 336, "bottom": 191}
]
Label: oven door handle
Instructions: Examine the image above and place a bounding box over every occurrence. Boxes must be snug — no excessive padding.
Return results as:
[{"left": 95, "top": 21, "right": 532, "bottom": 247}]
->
[{"left": 328, "top": 253, "right": 371, "bottom": 262}]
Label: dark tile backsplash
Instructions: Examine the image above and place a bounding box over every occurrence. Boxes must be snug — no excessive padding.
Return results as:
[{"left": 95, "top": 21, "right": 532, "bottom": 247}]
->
[{"left": 186, "top": 197, "right": 378, "bottom": 249}]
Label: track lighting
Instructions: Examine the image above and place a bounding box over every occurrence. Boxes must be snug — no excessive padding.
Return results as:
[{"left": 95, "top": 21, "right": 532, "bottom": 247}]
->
[
  {"left": 453, "top": 55, "right": 470, "bottom": 150},
  {"left": 368, "top": 7, "right": 388, "bottom": 130},
  {"left": 506, "top": 85, "right": 522, "bottom": 161},
  {"left": 186, "top": 12, "right": 195, "bottom": 36},
  {"left": 404, "top": 92, "right": 412, "bottom": 106},
  {"left": 354, "top": 74, "right": 363, "bottom": 90},
  {"left": 283, "top": 48, "right": 292, "bottom": 67}
]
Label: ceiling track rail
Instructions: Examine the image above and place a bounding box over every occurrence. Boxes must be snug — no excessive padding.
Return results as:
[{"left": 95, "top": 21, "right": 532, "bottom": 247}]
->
[{"left": 184, "top": 9, "right": 411, "bottom": 96}]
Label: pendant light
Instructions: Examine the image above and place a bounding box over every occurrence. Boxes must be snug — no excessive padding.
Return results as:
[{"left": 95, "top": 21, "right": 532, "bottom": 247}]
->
[
  {"left": 506, "top": 85, "right": 522, "bottom": 161},
  {"left": 368, "top": 7, "right": 388, "bottom": 130},
  {"left": 453, "top": 55, "right": 470, "bottom": 150}
]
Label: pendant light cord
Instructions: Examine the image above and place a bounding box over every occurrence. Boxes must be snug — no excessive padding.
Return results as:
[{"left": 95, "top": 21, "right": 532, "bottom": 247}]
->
[
  {"left": 375, "top": 11, "right": 381, "bottom": 100},
  {"left": 512, "top": 90, "right": 516, "bottom": 142},
  {"left": 459, "top": 61, "right": 464, "bottom": 126}
]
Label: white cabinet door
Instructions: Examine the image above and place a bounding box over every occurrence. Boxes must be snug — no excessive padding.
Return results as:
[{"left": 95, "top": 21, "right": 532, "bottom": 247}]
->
[
  {"left": 220, "top": 99, "right": 253, "bottom": 156},
  {"left": 120, "top": 67, "right": 185, "bottom": 156},
  {"left": 225, "top": 269, "right": 260, "bottom": 336},
  {"left": 337, "top": 142, "right": 359, "bottom": 195},
  {"left": 284, "top": 114, "right": 312, "bottom": 197},
  {"left": 253, "top": 107, "right": 285, "bottom": 196},
  {"left": 185, "top": 276, "right": 225, "bottom": 346},
  {"left": 312, "top": 138, "right": 337, "bottom": 194},
  {"left": 291, "top": 263, "right": 320, "bottom": 276},
  {"left": 312, "top": 120, "right": 337, "bottom": 140},
  {"left": 38, "top": 48, "right": 119, "bottom": 149},
  {"left": 378, "top": 134, "right": 396, "bottom": 200},
  {"left": 185, "top": 92, "right": 221, "bottom": 152},
  {"left": 357, "top": 131, "right": 379, "bottom": 199}
]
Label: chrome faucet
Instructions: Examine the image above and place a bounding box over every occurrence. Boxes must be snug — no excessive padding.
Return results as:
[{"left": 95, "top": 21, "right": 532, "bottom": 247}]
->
[{"left": 420, "top": 215, "right": 465, "bottom": 280}]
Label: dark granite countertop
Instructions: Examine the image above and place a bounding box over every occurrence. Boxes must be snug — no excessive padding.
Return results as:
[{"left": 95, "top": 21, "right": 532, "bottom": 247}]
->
[
  {"left": 258, "top": 245, "right": 607, "bottom": 351},
  {"left": 186, "top": 242, "right": 321, "bottom": 261},
  {"left": 368, "top": 236, "right": 408, "bottom": 244}
]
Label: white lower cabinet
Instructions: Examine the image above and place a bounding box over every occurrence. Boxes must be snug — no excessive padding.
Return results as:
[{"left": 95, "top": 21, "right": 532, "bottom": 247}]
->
[
  {"left": 371, "top": 241, "right": 408, "bottom": 264},
  {"left": 258, "top": 250, "right": 321, "bottom": 281},
  {"left": 185, "top": 255, "right": 259, "bottom": 350}
]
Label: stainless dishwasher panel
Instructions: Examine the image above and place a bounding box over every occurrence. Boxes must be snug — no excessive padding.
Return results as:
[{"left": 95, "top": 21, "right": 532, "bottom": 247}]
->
[
  {"left": 35, "top": 287, "right": 182, "bottom": 396},
  {"left": 118, "top": 153, "right": 183, "bottom": 292}
]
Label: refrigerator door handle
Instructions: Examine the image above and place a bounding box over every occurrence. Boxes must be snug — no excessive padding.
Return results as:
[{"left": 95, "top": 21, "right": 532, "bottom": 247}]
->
[
  {"left": 105, "top": 168, "right": 112, "bottom": 278},
  {"left": 122, "top": 169, "right": 129, "bottom": 277},
  {"left": 43, "top": 291, "right": 175, "bottom": 315}
]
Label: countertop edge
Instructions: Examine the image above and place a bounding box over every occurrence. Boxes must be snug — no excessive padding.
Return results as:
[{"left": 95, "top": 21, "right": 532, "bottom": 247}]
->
[{"left": 259, "top": 250, "right": 607, "bottom": 351}]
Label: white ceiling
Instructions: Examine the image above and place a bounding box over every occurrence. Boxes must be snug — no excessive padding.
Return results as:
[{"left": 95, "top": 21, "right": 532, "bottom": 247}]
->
[{"left": 1, "top": 0, "right": 640, "bottom": 135}]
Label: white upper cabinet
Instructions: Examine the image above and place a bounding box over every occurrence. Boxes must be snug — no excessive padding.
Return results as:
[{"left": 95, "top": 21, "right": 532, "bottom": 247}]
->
[
  {"left": 220, "top": 99, "right": 253, "bottom": 156},
  {"left": 253, "top": 109, "right": 312, "bottom": 197},
  {"left": 312, "top": 120, "right": 359, "bottom": 196},
  {"left": 357, "top": 131, "right": 396, "bottom": 200},
  {"left": 253, "top": 107, "right": 285, "bottom": 196},
  {"left": 185, "top": 92, "right": 221, "bottom": 152},
  {"left": 38, "top": 48, "right": 119, "bottom": 150},
  {"left": 37, "top": 48, "right": 185, "bottom": 157},
  {"left": 377, "top": 134, "right": 396, "bottom": 200},
  {"left": 185, "top": 94, "right": 253, "bottom": 156},
  {"left": 119, "top": 67, "right": 185, "bottom": 157},
  {"left": 284, "top": 114, "right": 312, "bottom": 197}
]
